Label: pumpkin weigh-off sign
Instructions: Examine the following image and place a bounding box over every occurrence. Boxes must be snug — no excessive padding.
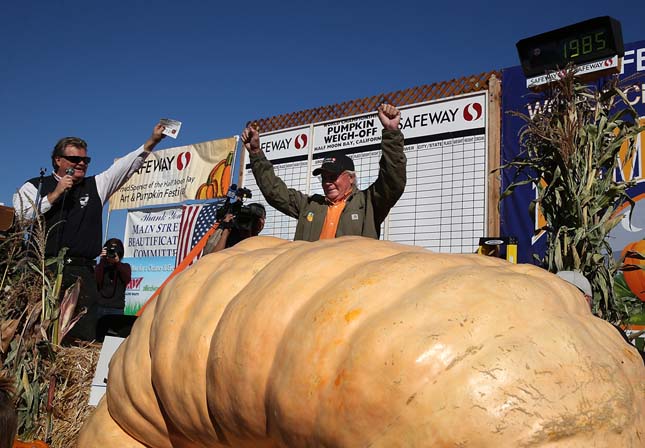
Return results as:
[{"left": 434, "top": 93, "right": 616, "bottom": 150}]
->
[{"left": 78, "top": 237, "right": 645, "bottom": 447}]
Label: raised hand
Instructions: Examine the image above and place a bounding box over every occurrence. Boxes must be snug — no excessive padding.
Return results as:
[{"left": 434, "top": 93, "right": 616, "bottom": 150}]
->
[
  {"left": 241, "top": 126, "right": 261, "bottom": 154},
  {"left": 144, "top": 123, "right": 167, "bottom": 152},
  {"left": 377, "top": 103, "right": 401, "bottom": 131}
]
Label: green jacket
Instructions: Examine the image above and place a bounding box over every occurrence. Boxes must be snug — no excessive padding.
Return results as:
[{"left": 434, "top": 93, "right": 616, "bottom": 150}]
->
[{"left": 249, "top": 129, "right": 406, "bottom": 241}]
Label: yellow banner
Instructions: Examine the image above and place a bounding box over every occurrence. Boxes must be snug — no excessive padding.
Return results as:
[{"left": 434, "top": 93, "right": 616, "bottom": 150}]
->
[{"left": 109, "top": 137, "right": 237, "bottom": 211}]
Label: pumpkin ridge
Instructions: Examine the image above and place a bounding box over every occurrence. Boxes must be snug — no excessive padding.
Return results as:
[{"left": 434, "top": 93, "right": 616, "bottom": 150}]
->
[{"left": 148, "top": 245, "right": 294, "bottom": 445}]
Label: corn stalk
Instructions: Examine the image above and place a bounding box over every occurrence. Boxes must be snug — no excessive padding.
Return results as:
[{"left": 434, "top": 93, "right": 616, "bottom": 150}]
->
[
  {"left": 499, "top": 69, "right": 644, "bottom": 322},
  {"left": 0, "top": 212, "right": 82, "bottom": 442}
]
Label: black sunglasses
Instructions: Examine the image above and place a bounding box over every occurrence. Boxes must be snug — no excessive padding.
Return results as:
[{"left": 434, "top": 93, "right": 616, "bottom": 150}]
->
[{"left": 60, "top": 155, "right": 91, "bottom": 164}]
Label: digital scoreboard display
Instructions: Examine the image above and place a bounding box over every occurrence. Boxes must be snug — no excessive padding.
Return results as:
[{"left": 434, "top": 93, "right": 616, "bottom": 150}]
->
[{"left": 516, "top": 16, "right": 624, "bottom": 78}]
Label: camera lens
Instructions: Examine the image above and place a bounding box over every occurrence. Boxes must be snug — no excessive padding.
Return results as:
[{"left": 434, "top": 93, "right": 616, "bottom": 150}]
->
[{"left": 105, "top": 244, "right": 118, "bottom": 258}]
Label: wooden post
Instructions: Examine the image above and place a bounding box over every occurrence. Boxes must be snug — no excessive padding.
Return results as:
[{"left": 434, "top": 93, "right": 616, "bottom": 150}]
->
[
  {"left": 487, "top": 74, "right": 501, "bottom": 236},
  {"left": 236, "top": 134, "right": 246, "bottom": 188}
]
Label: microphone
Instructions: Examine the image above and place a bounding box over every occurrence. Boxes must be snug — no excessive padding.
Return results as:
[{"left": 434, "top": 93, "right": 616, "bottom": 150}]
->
[
  {"left": 226, "top": 184, "right": 238, "bottom": 202},
  {"left": 215, "top": 184, "right": 238, "bottom": 222},
  {"left": 64, "top": 168, "right": 75, "bottom": 192}
]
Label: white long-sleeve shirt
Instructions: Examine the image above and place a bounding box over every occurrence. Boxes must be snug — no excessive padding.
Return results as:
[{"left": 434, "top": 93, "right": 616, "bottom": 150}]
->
[{"left": 13, "top": 145, "right": 151, "bottom": 220}]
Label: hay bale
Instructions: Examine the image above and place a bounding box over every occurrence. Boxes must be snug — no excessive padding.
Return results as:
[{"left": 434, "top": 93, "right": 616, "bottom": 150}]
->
[{"left": 41, "top": 342, "right": 101, "bottom": 448}]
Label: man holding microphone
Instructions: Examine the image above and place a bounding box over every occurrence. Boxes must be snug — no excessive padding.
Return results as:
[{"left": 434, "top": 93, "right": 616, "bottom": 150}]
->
[{"left": 13, "top": 124, "right": 166, "bottom": 340}]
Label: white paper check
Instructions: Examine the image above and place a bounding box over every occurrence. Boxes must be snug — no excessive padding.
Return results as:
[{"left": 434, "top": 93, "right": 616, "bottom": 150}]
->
[{"left": 160, "top": 118, "right": 182, "bottom": 139}]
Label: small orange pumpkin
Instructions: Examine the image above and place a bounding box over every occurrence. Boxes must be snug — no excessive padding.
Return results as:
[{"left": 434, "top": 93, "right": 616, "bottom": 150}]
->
[
  {"left": 207, "top": 159, "right": 225, "bottom": 185},
  {"left": 206, "top": 151, "right": 234, "bottom": 196},
  {"left": 195, "top": 182, "right": 216, "bottom": 200},
  {"left": 218, "top": 151, "right": 233, "bottom": 196},
  {"left": 621, "top": 239, "right": 645, "bottom": 302}
]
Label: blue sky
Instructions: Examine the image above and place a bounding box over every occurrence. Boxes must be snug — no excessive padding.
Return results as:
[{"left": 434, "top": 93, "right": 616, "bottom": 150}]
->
[{"left": 1, "top": 0, "right": 643, "bottom": 241}]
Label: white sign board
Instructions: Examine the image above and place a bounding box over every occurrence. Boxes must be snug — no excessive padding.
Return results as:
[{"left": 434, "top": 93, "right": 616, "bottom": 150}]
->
[
  {"left": 124, "top": 206, "right": 183, "bottom": 258},
  {"left": 243, "top": 92, "right": 488, "bottom": 253}
]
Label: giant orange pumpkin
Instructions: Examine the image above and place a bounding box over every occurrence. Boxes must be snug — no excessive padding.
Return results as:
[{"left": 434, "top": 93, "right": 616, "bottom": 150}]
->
[
  {"left": 622, "top": 239, "right": 645, "bottom": 302},
  {"left": 77, "top": 237, "right": 645, "bottom": 447}
]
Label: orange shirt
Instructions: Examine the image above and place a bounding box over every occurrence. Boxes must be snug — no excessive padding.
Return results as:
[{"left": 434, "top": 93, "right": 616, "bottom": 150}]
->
[{"left": 319, "top": 199, "right": 347, "bottom": 239}]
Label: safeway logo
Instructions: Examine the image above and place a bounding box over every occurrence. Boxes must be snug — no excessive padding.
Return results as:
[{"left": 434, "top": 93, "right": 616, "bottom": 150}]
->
[
  {"left": 604, "top": 57, "right": 614, "bottom": 67},
  {"left": 177, "top": 152, "right": 191, "bottom": 170},
  {"left": 294, "top": 133, "right": 308, "bottom": 149},
  {"left": 463, "top": 103, "right": 483, "bottom": 121},
  {"left": 127, "top": 277, "right": 143, "bottom": 290}
]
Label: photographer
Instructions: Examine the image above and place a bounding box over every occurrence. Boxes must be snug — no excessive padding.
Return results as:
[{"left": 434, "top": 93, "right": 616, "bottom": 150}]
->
[
  {"left": 95, "top": 238, "right": 131, "bottom": 318},
  {"left": 204, "top": 203, "right": 266, "bottom": 254}
]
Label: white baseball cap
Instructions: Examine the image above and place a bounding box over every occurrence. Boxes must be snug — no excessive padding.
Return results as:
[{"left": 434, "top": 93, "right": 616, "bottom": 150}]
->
[{"left": 556, "top": 271, "right": 592, "bottom": 296}]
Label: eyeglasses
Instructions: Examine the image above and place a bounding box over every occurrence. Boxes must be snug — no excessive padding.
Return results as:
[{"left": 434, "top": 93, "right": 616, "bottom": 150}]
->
[{"left": 60, "top": 155, "right": 91, "bottom": 164}]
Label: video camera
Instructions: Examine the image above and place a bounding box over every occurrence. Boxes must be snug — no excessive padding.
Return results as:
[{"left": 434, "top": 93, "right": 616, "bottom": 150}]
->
[{"left": 216, "top": 184, "right": 265, "bottom": 233}]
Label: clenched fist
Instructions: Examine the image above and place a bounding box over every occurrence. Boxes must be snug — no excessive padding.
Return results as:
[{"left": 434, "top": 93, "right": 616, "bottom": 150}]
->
[
  {"left": 241, "top": 126, "right": 261, "bottom": 154},
  {"left": 377, "top": 103, "right": 401, "bottom": 131}
]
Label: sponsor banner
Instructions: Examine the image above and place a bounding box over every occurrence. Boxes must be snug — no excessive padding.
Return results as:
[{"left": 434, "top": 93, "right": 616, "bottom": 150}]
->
[
  {"left": 124, "top": 206, "right": 183, "bottom": 258},
  {"left": 259, "top": 126, "right": 311, "bottom": 162},
  {"left": 399, "top": 97, "right": 485, "bottom": 137},
  {"left": 311, "top": 96, "right": 485, "bottom": 155},
  {"left": 109, "top": 136, "right": 237, "bottom": 210},
  {"left": 500, "top": 39, "right": 645, "bottom": 264},
  {"left": 123, "top": 256, "right": 175, "bottom": 315},
  {"left": 526, "top": 55, "right": 620, "bottom": 88}
]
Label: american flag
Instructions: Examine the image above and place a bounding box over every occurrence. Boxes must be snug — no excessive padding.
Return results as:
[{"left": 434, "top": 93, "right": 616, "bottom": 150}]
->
[{"left": 175, "top": 202, "right": 221, "bottom": 267}]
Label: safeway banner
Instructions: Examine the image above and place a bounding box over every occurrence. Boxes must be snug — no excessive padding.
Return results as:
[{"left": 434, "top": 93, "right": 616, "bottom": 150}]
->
[{"left": 108, "top": 136, "right": 238, "bottom": 210}]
